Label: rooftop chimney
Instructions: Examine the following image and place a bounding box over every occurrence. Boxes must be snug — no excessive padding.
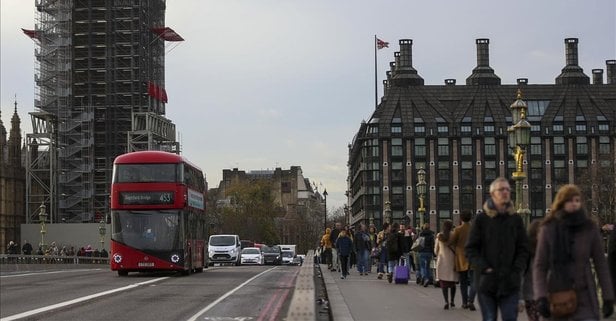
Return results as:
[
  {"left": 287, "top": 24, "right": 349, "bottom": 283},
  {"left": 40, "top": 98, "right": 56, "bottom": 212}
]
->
[
  {"left": 445, "top": 79, "right": 456, "bottom": 86},
  {"left": 389, "top": 61, "right": 396, "bottom": 77},
  {"left": 592, "top": 69, "right": 603, "bottom": 85},
  {"left": 466, "top": 38, "right": 501, "bottom": 85},
  {"left": 383, "top": 80, "right": 389, "bottom": 97},
  {"left": 517, "top": 78, "right": 528, "bottom": 85},
  {"left": 391, "top": 39, "right": 424, "bottom": 86},
  {"left": 555, "top": 38, "right": 589, "bottom": 85},
  {"left": 607, "top": 60, "right": 616, "bottom": 84}
]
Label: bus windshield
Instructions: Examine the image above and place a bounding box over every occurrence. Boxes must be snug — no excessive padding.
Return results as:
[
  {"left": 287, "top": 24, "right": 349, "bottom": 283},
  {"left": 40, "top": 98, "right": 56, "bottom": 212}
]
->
[
  {"left": 114, "top": 164, "right": 179, "bottom": 183},
  {"left": 209, "top": 236, "right": 236, "bottom": 246},
  {"left": 111, "top": 210, "right": 181, "bottom": 251}
]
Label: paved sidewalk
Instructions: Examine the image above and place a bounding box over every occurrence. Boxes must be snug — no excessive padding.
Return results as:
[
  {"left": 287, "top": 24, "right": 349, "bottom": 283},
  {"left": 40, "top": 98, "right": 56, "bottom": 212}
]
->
[{"left": 322, "top": 264, "right": 530, "bottom": 321}]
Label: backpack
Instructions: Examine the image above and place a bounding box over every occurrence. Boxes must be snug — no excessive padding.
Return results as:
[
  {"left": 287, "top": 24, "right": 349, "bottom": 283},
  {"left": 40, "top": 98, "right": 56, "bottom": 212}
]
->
[{"left": 411, "top": 236, "right": 425, "bottom": 251}]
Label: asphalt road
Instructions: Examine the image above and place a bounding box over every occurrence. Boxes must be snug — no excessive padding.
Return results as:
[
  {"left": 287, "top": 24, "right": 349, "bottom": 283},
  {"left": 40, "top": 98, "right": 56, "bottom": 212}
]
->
[{"left": 0, "top": 264, "right": 299, "bottom": 321}]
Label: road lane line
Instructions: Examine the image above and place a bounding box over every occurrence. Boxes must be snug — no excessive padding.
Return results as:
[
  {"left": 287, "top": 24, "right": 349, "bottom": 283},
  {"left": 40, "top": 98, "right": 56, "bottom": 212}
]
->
[
  {"left": 0, "top": 269, "right": 103, "bottom": 278},
  {"left": 256, "top": 272, "right": 295, "bottom": 321},
  {"left": 186, "top": 267, "right": 277, "bottom": 321},
  {"left": 0, "top": 277, "right": 169, "bottom": 321}
]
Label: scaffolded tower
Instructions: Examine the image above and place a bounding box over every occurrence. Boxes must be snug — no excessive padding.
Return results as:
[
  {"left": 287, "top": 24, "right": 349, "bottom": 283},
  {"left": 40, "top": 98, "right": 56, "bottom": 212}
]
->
[{"left": 26, "top": 0, "right": 181, "bottom": 223}]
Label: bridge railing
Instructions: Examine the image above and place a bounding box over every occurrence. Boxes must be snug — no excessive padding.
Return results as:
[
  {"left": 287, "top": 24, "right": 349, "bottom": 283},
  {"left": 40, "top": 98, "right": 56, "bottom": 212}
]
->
[{"left": 0, "top": 254, "right": 109, "bottom": 265}]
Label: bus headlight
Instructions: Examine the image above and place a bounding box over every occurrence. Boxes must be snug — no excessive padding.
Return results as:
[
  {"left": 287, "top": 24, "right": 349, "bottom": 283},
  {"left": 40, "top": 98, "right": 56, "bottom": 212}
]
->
[
  {"left": 171, "top": 254, "right": 180, "bottom": 263},
  {"left": 113, "top": 254, "right": 122, "bottom": 263}
]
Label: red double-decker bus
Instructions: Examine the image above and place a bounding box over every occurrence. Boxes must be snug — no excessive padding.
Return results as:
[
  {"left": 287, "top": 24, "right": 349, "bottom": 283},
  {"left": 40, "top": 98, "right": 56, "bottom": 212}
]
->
[{"left": 110, "top": 151, "right": 207, "bottom": 276}]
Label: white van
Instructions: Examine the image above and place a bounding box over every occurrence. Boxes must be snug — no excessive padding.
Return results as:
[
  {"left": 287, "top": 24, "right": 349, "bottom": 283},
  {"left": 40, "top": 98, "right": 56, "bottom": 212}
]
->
[{"left": 208, "top": 235, "right": 241, "bottom": 266}]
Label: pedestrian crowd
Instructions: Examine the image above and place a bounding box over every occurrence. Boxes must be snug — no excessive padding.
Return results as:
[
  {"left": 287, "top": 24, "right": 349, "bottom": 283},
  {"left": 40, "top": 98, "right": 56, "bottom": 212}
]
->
[
  {"left": 318, "top": 177, "right": 615, "bottom": 321},
  {"left": 4, "top": 240, "right": 108, "bottom": 263}
]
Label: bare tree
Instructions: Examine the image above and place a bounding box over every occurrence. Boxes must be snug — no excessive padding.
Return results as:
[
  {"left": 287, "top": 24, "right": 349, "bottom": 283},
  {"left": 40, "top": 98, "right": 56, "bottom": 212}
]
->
[{"left": 578, "top": 163, "right": 616, "bottom": 226}]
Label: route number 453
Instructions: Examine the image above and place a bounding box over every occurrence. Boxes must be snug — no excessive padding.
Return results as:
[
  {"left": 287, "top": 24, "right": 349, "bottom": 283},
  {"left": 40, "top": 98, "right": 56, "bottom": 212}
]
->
[{"left": 160, "top": 193, "right": 172, "bottom": 202}]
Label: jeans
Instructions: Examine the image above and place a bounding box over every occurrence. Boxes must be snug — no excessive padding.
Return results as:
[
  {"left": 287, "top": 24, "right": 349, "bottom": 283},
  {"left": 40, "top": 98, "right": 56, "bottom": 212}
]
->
[
  {"left": 387, "top": 260, "right": 398, "bottom": 274},
  {"left": 356, "top": 249, "right": 369, "bottom": 273},
  {"left": 378, "top": 247, "right": 388, "bottom": 274},
  {"left": 478, "top": 292, "right": 519, "bottom": 321},
  {"left": 418, "top": 252, "right": 433, "bottom": 282},
  {"left": 468, "top": 269, "right": 477, "bottom": 303},
  {"left": 459, "top": 270, "right": 470, "bottom": 305}
]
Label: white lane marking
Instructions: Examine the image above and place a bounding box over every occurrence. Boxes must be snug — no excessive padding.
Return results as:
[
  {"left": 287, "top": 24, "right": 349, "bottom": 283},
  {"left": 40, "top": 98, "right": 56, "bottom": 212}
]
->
[
  {"left": 0, "top": 277, "right": 169, "bottom": 321},
  {"left": 186, "top": 267, "right": 277, "bottom": 321},
  {"left": 1, "top": 269, "right": 103, "bottom": 278}
]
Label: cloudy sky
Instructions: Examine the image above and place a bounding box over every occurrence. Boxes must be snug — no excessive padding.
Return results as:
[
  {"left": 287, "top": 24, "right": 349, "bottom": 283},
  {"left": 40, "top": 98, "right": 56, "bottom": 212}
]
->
[{"left": 1, "top": 0, "right": 615, "bottom": 209}]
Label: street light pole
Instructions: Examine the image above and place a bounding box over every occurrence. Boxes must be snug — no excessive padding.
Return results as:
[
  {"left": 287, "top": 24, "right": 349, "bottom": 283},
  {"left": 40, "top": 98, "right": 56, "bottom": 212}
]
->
[
  {"left": 323, "top": 189, "right": 328, "bottom": 231},
  {"left": 508, "top": 89, "right": 532, "bottom": 226},
  {"left": 416, "top": 169, "right": 427, "bottom": 228},
  {"left": 38, "top": 203, "right": 47, "bottom": 252},
  {"left": 98, "top": 219, "right": 107, "bottom": 250}
]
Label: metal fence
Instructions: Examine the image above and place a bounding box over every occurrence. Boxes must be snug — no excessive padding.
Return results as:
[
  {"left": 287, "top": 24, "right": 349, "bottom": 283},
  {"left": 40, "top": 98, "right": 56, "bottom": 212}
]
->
[{"left": 0, "top": 254, "right": 109, "bottom": 265}]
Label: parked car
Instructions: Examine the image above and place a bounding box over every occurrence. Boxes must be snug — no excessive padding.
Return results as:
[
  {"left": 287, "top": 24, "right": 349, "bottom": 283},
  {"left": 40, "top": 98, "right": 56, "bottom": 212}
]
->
[
  {"left": 261, "top": 245, "right": 282, "bottom": 265},
  {"left": 240, "top": 247, "right": 263, "bottom": 265}
]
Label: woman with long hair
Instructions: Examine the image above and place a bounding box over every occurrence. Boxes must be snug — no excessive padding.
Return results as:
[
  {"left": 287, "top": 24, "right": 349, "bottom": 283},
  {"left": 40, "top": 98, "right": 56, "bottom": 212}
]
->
[
  {"left": 533, "top": 184, "right": 614, "bottom": 320},
  {"left": 435, "top": 220, "right": 459, "bottom": 310},
  {"left": 522, "top": 219, "right": 542, "bottom": 321}
]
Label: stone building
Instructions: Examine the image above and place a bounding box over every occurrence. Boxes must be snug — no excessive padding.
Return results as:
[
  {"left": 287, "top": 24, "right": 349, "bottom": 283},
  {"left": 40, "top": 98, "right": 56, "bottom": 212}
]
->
[
  {"left": 347, "top": 38, "right": 616, "bottom": 231},
  {"left": 214, "top": 167, "right": 325, "bottom": 253},
  {"left": 0, "top": 102, "right": 26, "bottom": 252}
]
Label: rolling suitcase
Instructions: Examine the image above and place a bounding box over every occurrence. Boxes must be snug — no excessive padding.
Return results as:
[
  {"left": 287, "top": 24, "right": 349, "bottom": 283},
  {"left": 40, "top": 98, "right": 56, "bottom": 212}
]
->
[{"left": 394, "top": 258, "right": 409, "bottom": 284}]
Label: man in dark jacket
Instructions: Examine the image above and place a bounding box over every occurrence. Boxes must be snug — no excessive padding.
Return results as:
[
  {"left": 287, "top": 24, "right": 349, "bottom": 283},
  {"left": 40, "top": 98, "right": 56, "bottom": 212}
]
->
[
  {"left": 22, "top": 240, "right": 33, "bottom": 255},
  {"left": 354, "top": 223, "right": 371, "bottom": 276},
  {"left": 466, "top": 177, "right": 529, "bottom": 321},
  {"left": 330, "top": 222, "right": 342, "bottom": 272},
  {"left": 386, "top": 223, "right": 405, "bottom": 283},
  {"left": 417, "top": 224, "right": 435, "bottom": 287}
]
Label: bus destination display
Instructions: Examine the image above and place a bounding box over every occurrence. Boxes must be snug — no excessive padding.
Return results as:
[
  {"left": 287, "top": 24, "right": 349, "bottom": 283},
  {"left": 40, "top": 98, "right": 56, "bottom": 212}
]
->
[{"left": 119, "top": 191, "right": 174, "bottom": 205}]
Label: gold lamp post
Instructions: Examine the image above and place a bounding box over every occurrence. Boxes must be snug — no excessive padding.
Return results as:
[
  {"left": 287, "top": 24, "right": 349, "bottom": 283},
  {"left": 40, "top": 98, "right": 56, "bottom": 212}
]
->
[
  {"left": 98, "top": 219, "right": 107, "bottom": 250},
  {"left": 508, "top": 89, "right": 532, "bottom": 226},
  {"left": 38, "top": 203, "right": 48, "bottom": 252},
  {"left": 416, "top": 169, "right": 427, "bottom": 228}
]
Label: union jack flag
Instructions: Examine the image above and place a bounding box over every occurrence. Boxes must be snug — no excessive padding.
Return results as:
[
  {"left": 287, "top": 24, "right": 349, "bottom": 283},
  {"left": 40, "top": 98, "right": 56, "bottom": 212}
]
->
[{"left": 376, "top": 38, "right": 389, "bottom": 50}]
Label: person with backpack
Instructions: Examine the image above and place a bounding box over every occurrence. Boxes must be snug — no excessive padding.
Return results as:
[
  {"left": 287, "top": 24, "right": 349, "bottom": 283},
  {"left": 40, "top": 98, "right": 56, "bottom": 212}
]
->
[
  {"left": 376, "top": 223, "right": 390, "bottom": 280},
  {"left": 435, "top": 220, "right": 458, "bottom": 310},
  {"left": 386, "top": 222, "right": 405, "bottom": 283},
  {"left": 416, "top": 223, "right": 436, "bottom": 287},
  {"left": 354, "top": 223, "right": 371, "bottom": 276},
  {"left": 335, "top": 230, "right": 353, "bottom": 279}
]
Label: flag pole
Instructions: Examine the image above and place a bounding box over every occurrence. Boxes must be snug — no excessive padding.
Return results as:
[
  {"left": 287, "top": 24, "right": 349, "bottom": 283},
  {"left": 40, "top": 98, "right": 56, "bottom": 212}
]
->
[{"left": 374, "top": 35, "right": 378, "bottom": 110}]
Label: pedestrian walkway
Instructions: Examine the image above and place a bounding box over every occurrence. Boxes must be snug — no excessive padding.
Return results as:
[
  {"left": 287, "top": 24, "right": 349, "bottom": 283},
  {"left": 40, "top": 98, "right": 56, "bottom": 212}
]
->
[{"left": 321, "top": 264, "right": 529, "bottom": 321}]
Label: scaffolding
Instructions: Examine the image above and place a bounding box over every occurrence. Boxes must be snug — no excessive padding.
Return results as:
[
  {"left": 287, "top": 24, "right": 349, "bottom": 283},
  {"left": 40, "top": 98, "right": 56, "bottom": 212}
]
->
[{"left": 28, "top": 0, "right": 179, "bottom": 223}]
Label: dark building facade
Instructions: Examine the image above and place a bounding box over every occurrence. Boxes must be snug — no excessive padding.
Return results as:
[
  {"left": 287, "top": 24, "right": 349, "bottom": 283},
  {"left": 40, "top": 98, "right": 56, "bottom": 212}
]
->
[
  {"left": 1, "top": 103, "right": 26, "bottom": 252},
  {"left": 348, "top": 38, "right": 616, "bottom": 231}
]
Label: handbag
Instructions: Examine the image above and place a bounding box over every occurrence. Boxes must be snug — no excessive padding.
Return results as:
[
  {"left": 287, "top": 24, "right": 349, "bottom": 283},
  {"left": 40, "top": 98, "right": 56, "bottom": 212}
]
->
[
  {"left": 548, "top": 289, "right": 577, "bottom": 318},
  {"left": 370, "top": 247, "right": 380, "bottom": 258},
  {"left": 411, "top": 236, "right": 425, "bottom": 251}
]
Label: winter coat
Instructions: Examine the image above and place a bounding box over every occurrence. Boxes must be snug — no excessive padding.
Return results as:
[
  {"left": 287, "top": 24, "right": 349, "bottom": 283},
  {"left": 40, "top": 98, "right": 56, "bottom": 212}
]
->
[
  {"left": 418, "top": 229, "right": 435, "bottom": 254},
  {"left": 435, "top": 235, "right": 459, "bottom": 282},
  {"left": 321, "top": 229, "right": 332, "bottom": 249},
  {"left": 22, "top": 243, "right": 33, "bottom": 255},
  {"left": 330, "top": 228, "right": 341, "bottom": 248},
  {"left": 402, "top": 234, "right": 412, "bottom": 253},
  {"left": 335, "top": 236, "right": 353, "bottom": 257},
  {"left": 354, "top": 231, "right": 371, "bottom": 252},
  {"left": 465, "top": 200, "right": 529, "bottom": 298},
  {"left": 533, "top": 216, "right": 614, "bottom": 321},
  {"left": 387, "top": 231, "right": 404, "bottom": 261},
  {"left": 449, "top": 222, "right": 471, "bottom": 272}
]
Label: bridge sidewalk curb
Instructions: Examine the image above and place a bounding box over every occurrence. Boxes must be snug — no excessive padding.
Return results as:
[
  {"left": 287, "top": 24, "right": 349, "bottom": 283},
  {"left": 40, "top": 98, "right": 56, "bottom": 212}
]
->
[{"left": 320, "top": 264, "right": 354, "bottom": 321}]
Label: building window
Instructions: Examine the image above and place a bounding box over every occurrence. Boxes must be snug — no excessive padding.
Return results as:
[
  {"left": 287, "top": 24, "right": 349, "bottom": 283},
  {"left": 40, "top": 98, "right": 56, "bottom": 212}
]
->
[
  {"left": 530, "top": 136, "right": 542, "bottom": 155},
  {"left": 527, "top": 100, "right": 550, "bottom": 116},
  {"left": 438, "top": 125, "right": 449, "bottom": 134},
  {"left": 367, "top": 125, "right": 379, "bottom": 134},
  {"left": 461, "top": 125, "right": 471, "bottom": 134},
  {"left": 461, "top": 161, "right": 473, "bottom": 169},
  {"left": 531, "top": 124, "right": 541, "bottom": 132},
  {"left": 415, "top": 146, "right": 426, "bottom": 157},
  {"left": 391, "top": 126, "right": 402, "bottom": 134},
  {"left": 484, "top": 125, "right": 495, "bottom": 133},
  {"left": 553, "top": 124, "right": 563, "bottom": 132},
  {"left": 438, "top": 138, "right": 449, "bottom": 156},
  {"left": 414, "top": 126, "right": 425, "bottom": 134},
  {"left": 576, "top": 137, "right": 587, "bottom": 155},
  {"left": 438, "top": 169, "right": 450, "bottom": 181},
  {"left": 598, "top": 123, "right": 609, "bottom": 132},
  {"left": 484, "top": 137, "right": 496, "bottom": 157},
  {"left": 553, "top": 137, "right": 565, "bottom": 155},
  {"left": 461, "top": 145, "right": 472, "bottom": 156},
  {"left": 576, "top": 124, "right": 586, "bottom": 132},
  {"left": 392, "top": 146, "right": 403, "bottom": 157},
  {"left": 599, "top": 136, "right": 611, "bottom": 155}
]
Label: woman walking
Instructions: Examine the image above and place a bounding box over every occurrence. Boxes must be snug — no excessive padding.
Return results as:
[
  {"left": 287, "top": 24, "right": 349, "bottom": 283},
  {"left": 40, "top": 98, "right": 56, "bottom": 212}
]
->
[
  {"left": 377, "top": 223, "right": 390, "bottom": 280},
  {"left": 320, "top": 228, "right": 333, "bottom": 269},
  {"left": 522, "top": 220, "right": 542, "bottom": 321},
  {"left": 335, "top": 230, "right": 353, "bottom": 279},
  {"left": 534, "top": 184, "right": 614, "bottom": 320},
  {"left": 449, "top": 210, "right": 472, "bottom": 310},
  {"left": 435, "top": 220, "right": 458, "bottom": 309}
]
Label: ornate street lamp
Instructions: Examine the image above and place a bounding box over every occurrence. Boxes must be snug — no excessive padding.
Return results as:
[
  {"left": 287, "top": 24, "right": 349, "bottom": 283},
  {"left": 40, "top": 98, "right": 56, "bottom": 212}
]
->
[
  {"left": 38, "top": 203, "right": 47, "bottom": 252},
  {"left": 383, "top": 201, "right": 392, "bottom": 224},
  {"left": 322, "top": 189, "right": 328, "bottom": 231},
  {"left": 98, "top": 219, "right": 107, "bottom": 250},
  {"left": 416, "top": 169, "right": 427, "bottom": 228},
  {"left": 508, "top": 89, "right": 532, "bottom": 225}
]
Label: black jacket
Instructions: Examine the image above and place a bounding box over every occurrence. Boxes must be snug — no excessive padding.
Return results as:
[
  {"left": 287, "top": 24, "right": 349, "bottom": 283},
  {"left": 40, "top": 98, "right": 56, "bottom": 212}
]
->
[
  {"left": 465, "top": 200, "right": 529, "bottom": 297},
  {"left": 22, "top": 243, "right": 33, "bottom": 255},
  {"left": 330, "top": 229, "right": 341, "bottom": 248},
  {"left": 418, "top": 230, "right": 435, "bottom": 254},
  {"left": 402, "top": 234, "right": 412, "bottom": 253},
  {"left": 387, "top": 231, "right": 405, "bottom": 260},
  {"left": 354, "top": 231, "right": 371, "bottom": 252}
]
